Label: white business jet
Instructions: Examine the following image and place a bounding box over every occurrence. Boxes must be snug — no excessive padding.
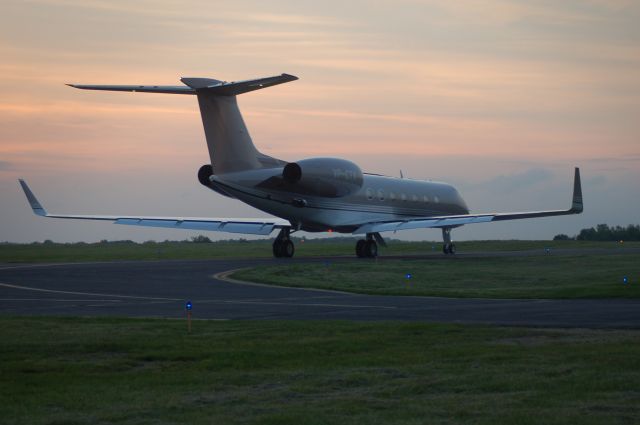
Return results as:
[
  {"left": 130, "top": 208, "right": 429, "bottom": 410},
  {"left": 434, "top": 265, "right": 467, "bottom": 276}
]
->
[{"left": 20, "top": 73, "right": 583, "bottom": 258}]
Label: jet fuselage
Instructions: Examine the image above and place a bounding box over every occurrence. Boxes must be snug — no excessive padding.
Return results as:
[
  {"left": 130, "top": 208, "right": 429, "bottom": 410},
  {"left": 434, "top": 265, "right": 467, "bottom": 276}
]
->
[{"left": 211, "top": 170, "right": 469, "bottom": 233}]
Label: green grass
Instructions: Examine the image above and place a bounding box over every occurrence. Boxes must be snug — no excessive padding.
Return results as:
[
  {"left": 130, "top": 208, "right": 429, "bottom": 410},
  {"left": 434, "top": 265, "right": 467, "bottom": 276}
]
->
[
  {"left": 0, "top": 239, "right": 637, "bottom": 263},
  {"left": 1, "top": 317, "right": 639, "bottom": 425},
  {"left": 233, "top": 253, "right": 640, "bottom": 299}
]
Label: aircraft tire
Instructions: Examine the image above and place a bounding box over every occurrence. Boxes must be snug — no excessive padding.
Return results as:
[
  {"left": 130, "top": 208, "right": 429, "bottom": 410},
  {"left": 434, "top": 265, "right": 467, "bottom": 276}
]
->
[
  {"left": 365, "top": 240, "right": 378, "bottom": 258},
  {"left": 449, "top": 243, "right": 456, "bottom": 255},
  {"left": 283, "top": 240, "right": 295, "bottom": 258},
  {"left": 272, "top": 240, "right": 283, "bottom": 258},
  {"left": 356, "top": 239, "right": 366, "bottom": 258}
]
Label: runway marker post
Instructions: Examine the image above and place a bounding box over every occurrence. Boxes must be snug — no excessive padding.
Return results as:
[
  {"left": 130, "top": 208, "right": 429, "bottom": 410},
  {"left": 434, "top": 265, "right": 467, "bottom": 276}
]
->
[{"left": 185, "top": 300, "right": 193, "bottom": 333}]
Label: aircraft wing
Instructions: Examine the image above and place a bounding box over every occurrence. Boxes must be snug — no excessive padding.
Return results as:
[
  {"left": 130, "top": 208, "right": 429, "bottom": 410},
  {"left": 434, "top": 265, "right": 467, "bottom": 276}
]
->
[
  {"left": 19, "top": 180, "right": 290, "bottom": 236},
  {"left": 353, "top": 168, "right": 583, "bottom": 234}
]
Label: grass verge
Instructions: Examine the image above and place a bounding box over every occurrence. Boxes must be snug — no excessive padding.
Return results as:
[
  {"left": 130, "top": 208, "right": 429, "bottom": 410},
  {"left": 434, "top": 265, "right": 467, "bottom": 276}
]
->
[
  {"left": 232, "top": 253, "right": 640, "bottom": 299},
  {"left": 1, "top": 317, "right": 639, "bottom": 425},
  {"left": 0, "top": 239, "right": 637, "bottom": 263}
]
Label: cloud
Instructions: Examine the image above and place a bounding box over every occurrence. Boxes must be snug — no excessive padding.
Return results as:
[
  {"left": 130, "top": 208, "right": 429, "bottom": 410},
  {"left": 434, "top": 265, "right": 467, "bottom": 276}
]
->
[
  {"left": 470, "top": 168, "right": 555, "bottom": 193},
  {"left": 0, "top": 160, "right": 12, "bottom": 170}
]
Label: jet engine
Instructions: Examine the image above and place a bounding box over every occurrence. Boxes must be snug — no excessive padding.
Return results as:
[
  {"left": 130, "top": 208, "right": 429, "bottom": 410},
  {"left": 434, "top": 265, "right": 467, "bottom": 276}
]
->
[
  {"left": 281, "top": 157, "right": 363, "bottom": 197},
  {"left": 197, "top": 164, "right": 236, "bottom": 199},
  {"left": 197, "top": 164, "right": 213, "bottom": 187}
]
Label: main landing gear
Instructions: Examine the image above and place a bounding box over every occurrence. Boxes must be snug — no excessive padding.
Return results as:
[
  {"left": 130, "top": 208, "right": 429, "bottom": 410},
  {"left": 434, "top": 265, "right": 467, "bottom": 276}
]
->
[
  {"left": 355, "top": 233, "right": 379, "bottom": 258},
  {"left": 442, "top": 227, "right": 456, "bottom": 255},
  {"left": 272, "top": 228, "right": 294, "bottom": 258}
]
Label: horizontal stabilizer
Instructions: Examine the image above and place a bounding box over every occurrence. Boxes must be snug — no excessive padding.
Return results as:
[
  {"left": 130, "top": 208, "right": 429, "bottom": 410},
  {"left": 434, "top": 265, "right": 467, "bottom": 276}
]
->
[
  {"left": 67, "top": 84, "right": 195, "bottom": 94},
  {"left": 68, "top": 73, "right": 298, "bottom": 96},
  {"left": 181, "top": 73, "right": 298, "bottom": 95}
]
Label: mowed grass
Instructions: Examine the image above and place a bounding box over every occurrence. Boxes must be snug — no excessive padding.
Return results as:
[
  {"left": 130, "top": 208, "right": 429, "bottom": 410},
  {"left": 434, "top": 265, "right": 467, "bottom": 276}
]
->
[
  {"left": 233, "top": 253, "right": 640, "bottom": 299},
  {"left": 0, "top": 239, "right": 636, "bottom": 263},
  {"left": 1, "top": 317, "right": 639, "bottom": 425}
]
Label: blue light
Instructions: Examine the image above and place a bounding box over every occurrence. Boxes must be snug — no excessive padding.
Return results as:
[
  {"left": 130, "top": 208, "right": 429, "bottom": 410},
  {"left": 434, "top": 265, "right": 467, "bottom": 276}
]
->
[
  {"left": 623, "top": 277, "right": 628, "bottom": 285},
  {"left": 406, "top": 273, "right": 412, "bottom": 279},
  {"left": 186, "top": 301, "right": 193, "bottom": 310}
]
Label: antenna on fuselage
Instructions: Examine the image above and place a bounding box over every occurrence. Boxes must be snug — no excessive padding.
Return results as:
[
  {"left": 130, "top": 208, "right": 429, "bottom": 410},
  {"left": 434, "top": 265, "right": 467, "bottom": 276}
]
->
[{"left": 400, "top": 170, "right": 404, "bottom": 179}]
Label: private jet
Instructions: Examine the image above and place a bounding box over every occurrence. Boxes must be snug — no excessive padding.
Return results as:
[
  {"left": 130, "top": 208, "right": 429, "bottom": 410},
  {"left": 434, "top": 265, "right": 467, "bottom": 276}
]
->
[{"left": 20, "top": 73, "right": 583, "bottom": 258}]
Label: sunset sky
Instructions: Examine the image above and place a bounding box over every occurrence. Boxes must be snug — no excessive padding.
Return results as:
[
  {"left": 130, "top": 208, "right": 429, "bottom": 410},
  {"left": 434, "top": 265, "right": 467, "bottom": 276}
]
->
[{"left": 1, "top": 0, "right": 639, "bottom": 242}]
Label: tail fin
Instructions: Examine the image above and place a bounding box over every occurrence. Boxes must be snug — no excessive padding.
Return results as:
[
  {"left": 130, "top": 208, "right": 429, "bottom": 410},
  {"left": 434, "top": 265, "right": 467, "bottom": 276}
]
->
[{"left": 69, "top": 73, "right": 298, "bottom": 174}]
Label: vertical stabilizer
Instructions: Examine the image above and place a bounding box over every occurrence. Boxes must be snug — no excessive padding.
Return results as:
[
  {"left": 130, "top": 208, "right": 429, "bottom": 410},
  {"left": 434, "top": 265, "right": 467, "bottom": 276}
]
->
[
  {"left": 181, "top": 73, "right": 297, "bottom": 174},
  {"left": 195, "top": 94, "right": 262, "bottom": 173}
]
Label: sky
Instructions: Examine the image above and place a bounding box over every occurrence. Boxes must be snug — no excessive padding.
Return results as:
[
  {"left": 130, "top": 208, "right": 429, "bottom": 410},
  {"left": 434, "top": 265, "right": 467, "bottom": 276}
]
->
[{"left": 1, "top": 0, "right": 639, "bottom": 243}]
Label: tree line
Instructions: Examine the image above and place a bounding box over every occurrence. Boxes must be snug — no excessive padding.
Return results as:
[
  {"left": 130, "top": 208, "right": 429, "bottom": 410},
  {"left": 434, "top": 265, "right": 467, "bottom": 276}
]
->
[{"left": 554, "top": 224, "right": 640, "bottom": 241}]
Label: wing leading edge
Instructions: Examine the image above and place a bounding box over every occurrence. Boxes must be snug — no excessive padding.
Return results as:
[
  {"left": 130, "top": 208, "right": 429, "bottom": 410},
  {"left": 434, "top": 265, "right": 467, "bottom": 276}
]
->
[
  {"left": 18, "top": 180, "right": 290, "bottom": 236},
  {"left": 353, "top": 168, "right": 583, "bottom": 235}
]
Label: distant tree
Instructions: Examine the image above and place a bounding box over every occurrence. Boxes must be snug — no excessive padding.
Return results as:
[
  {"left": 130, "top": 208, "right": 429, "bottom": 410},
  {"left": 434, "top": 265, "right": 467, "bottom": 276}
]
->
[
  {"left": 190, "top": 235, "right": 212, "bottom": 243},
  {"left": 553, "top": 234, "right": 572, "bottom": 241},
  {"left": 576, "top": 224, "right": 640, "bottom": 241}
]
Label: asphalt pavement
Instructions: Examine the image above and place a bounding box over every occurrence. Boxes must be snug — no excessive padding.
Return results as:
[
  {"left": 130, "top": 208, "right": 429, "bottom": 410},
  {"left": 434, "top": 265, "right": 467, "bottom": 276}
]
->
[{"left": 1, "top": 252, "right": 639, "bottom": 328}]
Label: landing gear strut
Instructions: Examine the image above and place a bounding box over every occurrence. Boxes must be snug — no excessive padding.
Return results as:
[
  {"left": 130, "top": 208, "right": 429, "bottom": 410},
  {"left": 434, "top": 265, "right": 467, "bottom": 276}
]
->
[
  {"left": 273, "top": 228, "right": 294, "bottom": 258},
  {"left": 355, "top": 233, "right": 378, "bottom": 258},
  {"left": 442, "top": 227, "right": 456, "bottom": 255}
]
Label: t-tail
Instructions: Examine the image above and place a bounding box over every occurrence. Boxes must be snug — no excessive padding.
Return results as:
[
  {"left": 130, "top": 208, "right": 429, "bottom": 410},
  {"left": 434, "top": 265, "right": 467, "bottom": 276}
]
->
[{"left": 68, "top": 73, "right": 298, "bottom": 174}]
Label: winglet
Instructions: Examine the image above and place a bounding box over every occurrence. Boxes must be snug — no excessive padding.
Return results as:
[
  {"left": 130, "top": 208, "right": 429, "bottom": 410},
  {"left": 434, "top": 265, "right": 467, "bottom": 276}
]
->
[
  {"left": 571, "top": 167, "right": 583, "bottom": 213},
  {"left": 18, "top": 180, "right": 47, "bottom": 216}
]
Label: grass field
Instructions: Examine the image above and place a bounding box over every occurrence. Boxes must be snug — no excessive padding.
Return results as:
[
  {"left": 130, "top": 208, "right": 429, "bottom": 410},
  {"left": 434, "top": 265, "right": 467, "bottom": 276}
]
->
[
  {"left": 0, "top": 239, "right": 637, "bottom": 263},
  {"left": 1, "top": 317, "right": 639, "bottom": 425},
  {"left": 233, "top": 252, "right": 640, "bottom": 299}
]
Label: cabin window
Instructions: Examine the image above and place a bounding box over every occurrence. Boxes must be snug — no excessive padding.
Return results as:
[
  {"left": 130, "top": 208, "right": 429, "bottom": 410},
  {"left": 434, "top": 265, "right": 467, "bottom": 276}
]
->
[
  {"left": 434, "top": 195, "right": 440, "bottom": 203},
  {"left": 412, "top": 195, "right": 418, "bottom": 202},
  {"left": 423, "top": 195, "right": 429, "bottom": 203},
  {"left": 401, "top": 193, "right": 407, "bottom": 202},
  {"left": 366, "top": 188, "right": 374, "bottom": 200},
  {"left": 390, "top": 192, "right": 396, "bottom": 201},
  {"left": 377, "top": 189, "right": 385, "bottom": 201}
]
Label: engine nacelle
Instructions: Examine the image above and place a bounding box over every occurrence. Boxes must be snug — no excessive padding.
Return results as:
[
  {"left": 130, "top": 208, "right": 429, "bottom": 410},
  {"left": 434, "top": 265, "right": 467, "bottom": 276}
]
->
[
  {"left": 198, "top": 164, "right": 213, "bottom": 186},
  {"left": 282, "top": 157, "right": 363, "bottom": 197},
  {"left": 197, "top": 164, "right": 236, "bottom": 199}
]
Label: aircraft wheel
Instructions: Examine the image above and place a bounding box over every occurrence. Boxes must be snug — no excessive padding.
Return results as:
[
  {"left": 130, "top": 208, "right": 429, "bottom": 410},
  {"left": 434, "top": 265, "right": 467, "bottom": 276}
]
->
[
  {"left": 356, "top": 239, "right": 366, "bottom": 258},
  {"left": 365, "top": 240, "right": 378, "bottom": 258},
  {"left": 272, "top": 240, "right": 283, "bottom": 258},
  {"left": 449, "top": 243, "right": 456, "bottom": 255},
  {"left": 283, "top": 240, "right": 295, "bottom": 258}
]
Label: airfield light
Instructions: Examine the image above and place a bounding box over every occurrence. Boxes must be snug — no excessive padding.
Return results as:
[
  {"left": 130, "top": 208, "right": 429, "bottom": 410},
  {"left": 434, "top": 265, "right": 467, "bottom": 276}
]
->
[
  {"left": 185, "top": 301, "right": 193, "bottom": 334},
  {"left": 623, "top": 277, "right": 629, "bottom": 285},
  {"left": 406, "top": 273, "right": 412, "bottom": 280}
]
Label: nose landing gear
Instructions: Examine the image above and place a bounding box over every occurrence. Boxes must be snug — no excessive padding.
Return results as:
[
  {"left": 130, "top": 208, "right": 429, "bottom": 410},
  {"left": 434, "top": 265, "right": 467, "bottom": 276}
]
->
[{"left": 442, "top": 227, "right": 456, "bottom": 255}]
